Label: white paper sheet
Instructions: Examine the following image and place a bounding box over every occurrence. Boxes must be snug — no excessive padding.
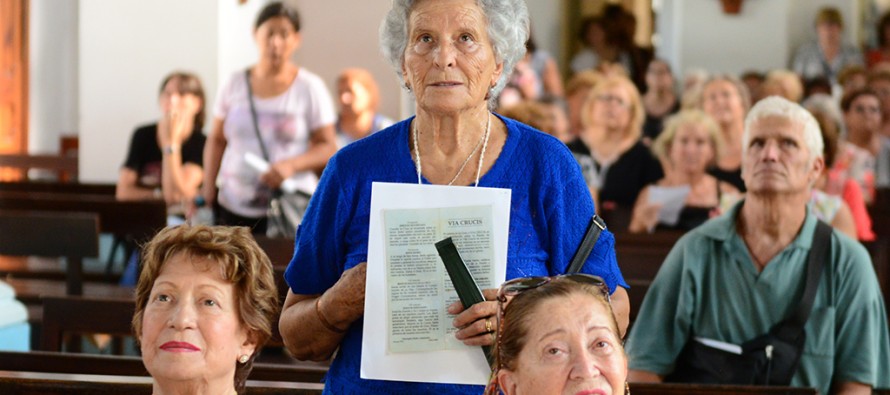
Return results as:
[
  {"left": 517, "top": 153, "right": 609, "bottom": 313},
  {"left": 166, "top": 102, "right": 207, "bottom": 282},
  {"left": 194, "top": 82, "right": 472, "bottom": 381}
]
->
[
  {"left": 361, "top": 182, "right": 511, "bottom": 385},
  {"left": 243, "top": 152, "right": 302, "bottom": 194},
  {"left": 647, "top": 185, "right": 691, "bottom": 226}
]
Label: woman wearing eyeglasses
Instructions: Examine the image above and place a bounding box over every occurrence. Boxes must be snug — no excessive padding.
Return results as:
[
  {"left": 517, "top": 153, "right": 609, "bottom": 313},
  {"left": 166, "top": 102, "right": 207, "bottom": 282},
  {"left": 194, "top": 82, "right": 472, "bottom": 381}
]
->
[
  {"left": 831, "top": 88, "right": 883, "bottom": 206},
  {"left": 486, "top": 275, "right": 628, "bottom": 395},
  {"left": 568, "top": 75, "right": 663, "bottom": 227}
]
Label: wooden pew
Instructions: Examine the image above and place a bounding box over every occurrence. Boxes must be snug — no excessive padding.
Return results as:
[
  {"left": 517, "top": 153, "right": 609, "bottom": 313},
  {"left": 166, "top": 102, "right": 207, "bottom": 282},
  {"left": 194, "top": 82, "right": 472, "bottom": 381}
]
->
[
  {"left": 0, "top": 154, "right": 78, "bottom": 182},
  {"left": 868, "top": 188, "right": 890, "bottom": 319},
  {"left": 0, "top": 351, "right": 328, "bottom": 384},
  {"left": 0, "top": 371, "right": 324, "bottom": 395},
  {"left": 0, "top": 180, "right": 115, "bottom": 195},
  {"left": 0, "top": 210, "right": 99, "bottom": 295},
  {"left": 40, "top": 296, "right": 134, "bottom": 353},
  {"left": 630, "top": 382, "right": 817, "bottom": 394},
  {"left": 0, "top": 191, "right": 166, "bottom": 242},
  {"left": 613, "top": 231, "right": 683, "bottom": 325},
  {"left": 255, "top": 235, "right": 295, "bottom": 267}
]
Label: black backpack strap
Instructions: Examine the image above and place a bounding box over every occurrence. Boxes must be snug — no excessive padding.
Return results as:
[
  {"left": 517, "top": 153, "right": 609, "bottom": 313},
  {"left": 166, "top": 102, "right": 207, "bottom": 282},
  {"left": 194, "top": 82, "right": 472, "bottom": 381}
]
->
[
  {"left": 244, "top": 68, "right": 271, "bottom": 162},
  {"left": 566, "top": 215, "right": 607, "bottom": 274},
  {"left": 774, "top": 220, "right": 832, "bottom": 340}
]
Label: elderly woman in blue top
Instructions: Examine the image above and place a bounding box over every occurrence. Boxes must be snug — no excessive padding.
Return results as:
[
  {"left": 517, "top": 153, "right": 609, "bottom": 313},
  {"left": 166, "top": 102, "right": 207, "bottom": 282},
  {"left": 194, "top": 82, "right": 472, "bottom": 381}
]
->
[{"left": 279, "top": 0, "right": 629, "bottom": 393}]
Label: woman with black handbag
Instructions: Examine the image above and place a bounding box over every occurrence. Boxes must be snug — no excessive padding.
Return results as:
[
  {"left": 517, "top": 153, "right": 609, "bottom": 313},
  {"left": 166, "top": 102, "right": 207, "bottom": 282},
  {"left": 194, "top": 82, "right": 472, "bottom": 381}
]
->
[{"left": 202, "top": 2, "right": 337, "bottom": 235}]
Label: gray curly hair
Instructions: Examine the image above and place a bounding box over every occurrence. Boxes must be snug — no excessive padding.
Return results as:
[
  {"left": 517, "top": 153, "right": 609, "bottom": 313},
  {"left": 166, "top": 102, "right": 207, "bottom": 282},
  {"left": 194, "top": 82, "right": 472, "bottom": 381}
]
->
[{"left": 379, "top": 0, "right": 530, "bottom": 109}]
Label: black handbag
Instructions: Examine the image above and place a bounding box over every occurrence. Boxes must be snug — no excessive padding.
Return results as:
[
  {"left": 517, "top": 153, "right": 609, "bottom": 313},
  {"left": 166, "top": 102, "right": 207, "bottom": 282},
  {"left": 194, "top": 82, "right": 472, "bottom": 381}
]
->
[
  {"left": 666, "top": 221, "right": 832, "bottom": 386},
  {"left": 244, "top": 69, "right": 310, "bottom": 238}
]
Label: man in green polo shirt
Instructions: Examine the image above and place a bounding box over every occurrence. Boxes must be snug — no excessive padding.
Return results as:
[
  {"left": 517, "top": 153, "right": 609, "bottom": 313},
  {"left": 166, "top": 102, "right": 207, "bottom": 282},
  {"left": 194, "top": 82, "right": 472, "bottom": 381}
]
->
[{"left": 625, "top": 96, "right": 890, "bottom": 394}]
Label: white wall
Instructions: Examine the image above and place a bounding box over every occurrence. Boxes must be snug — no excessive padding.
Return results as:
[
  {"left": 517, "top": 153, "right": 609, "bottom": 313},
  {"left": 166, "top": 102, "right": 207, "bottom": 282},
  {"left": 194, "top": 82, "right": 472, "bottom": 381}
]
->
[
  {"left": 288, "top": 0, "right": 401, "bottom": 120},
  {"left": 527, "top": 0, "right": 562, "bottom": 65},
  {"left": 657, "top": 0, "right": 861, "bottom": 77},
  {"left": 78, "top": 0, "right": 219, "bottom": 182},
  {"left": 217, "top": 0, "right": 268, "bottom": 93},
  {"left": 28, "top": 1, "right": 79, "bottom": 154},
  {"left": 659, "top": 0, "right": 790, "bottom": 76}
]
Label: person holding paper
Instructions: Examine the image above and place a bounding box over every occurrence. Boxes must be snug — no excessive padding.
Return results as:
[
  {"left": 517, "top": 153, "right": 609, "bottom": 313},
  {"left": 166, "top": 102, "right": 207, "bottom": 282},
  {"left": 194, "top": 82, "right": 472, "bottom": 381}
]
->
[
  {"left": 201, "top": 2, "right": 337, "bottom": 234},
  {"left": 628, "top": 110, "right": 740, "bottom": 233},
  {"left": 278, "top": 0, "right": 629, "bottom": 393},
  {"left": 485, "top": 275, "right": 627, "bottom": 395}
]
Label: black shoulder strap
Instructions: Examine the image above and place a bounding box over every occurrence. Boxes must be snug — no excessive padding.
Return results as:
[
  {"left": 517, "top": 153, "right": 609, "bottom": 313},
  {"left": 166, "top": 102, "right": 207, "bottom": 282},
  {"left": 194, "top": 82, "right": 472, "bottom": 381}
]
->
[
  {"left": 774, "top": 220, "right": 832, "bottom": 340},
  {"left": 244, "top": 69, "right": 271, "bottom": 162},
  {"left": 566, "top": 215, "right": 607, "bottom": 274}
]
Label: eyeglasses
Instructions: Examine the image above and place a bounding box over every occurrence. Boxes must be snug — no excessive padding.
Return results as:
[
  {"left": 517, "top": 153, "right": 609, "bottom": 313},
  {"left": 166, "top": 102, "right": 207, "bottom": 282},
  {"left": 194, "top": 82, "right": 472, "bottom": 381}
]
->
[
  {"left": 484, "top": 274, "right": 609, "bottom": 395},
  {"left": 852, "top": 105, "right": 881, "bottom": 115},
  {"left": 595, "top": 94, "right": 630, "bottom": 108}
]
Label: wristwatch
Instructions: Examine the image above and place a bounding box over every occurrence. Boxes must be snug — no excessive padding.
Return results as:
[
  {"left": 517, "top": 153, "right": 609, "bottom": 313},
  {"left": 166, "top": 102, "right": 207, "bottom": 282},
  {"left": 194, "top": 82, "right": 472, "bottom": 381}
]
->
[{"left": 163, "top": 145, "right": 179, "bottom": 155}]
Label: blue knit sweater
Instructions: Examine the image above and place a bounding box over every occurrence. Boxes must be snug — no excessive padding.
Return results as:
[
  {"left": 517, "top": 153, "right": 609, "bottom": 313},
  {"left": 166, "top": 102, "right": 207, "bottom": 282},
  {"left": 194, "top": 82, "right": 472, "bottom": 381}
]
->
[{"left": 284, "top": 114, "right": 627, "bottom": 395}]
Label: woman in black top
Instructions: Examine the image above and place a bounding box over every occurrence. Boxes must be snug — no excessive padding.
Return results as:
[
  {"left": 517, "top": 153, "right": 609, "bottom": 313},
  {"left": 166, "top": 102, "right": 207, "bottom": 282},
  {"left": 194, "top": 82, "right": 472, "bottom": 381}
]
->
[
  {"left": 117, "top": 71, "right": 206, "bottom": 219},
  {"left": 629, "top": 110, "right": 740, "bottom": 233},
  {"left": 568, "top": 74, "right": 663, "bottom": 218},
  {"left": 641, "top": 59, "right": 680, "bottom": 143}
]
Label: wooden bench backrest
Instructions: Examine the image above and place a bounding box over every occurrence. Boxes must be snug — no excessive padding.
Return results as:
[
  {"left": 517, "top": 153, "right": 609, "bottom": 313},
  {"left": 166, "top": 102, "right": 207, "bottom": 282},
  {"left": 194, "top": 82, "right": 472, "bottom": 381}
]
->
[
  {"left": 630, "top": 382, "right": 817, "bottom": 394},
  {"left": 0, "top": 191, "right": 166, "bottom": 239},
  {"left": 0, "top": 371, "right": 324, "bottom": 395},
  {"left": 0, "top": 210, "right": 99, "bottom": 258},
  {"left": 0, "top": 210, "right": 100, "bottom": 295},
  {"left": 0, "top": 181, "right": 115, "bottom": 195},
  {"left": 40, "top": 296, "right": 135, "bottom": 353},
  {"left": 868, "top": 188, "right": 890, "bottom": 318},
  {"left": 0, "top": 154, "right": 78, "bottom": 182},
  {"left": 613, "top": 231, "right": 682, "bottom": 325},
  {"left": 0, "top": 351, "right": 328, "bottom": 384}
]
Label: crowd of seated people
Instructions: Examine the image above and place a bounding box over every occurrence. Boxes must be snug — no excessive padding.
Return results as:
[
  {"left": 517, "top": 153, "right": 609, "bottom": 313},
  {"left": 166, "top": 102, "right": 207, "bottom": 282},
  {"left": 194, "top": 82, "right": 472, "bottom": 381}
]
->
[{"left": 17, "top": 2, "right": 890, "bottom": 395}]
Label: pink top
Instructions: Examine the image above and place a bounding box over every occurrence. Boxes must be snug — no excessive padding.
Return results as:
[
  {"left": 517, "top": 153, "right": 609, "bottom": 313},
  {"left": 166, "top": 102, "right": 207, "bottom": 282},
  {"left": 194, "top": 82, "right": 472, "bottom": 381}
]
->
[{"left": 841, "top": 178, "right": 876, "bottom": 242}]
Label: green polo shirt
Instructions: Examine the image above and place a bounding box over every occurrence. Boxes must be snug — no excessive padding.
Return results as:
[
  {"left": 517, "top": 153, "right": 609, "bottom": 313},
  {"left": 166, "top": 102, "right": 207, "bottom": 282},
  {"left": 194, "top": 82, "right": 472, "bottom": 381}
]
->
[{"left": 626, "top": 200, "right": 890, "bottom": 394}]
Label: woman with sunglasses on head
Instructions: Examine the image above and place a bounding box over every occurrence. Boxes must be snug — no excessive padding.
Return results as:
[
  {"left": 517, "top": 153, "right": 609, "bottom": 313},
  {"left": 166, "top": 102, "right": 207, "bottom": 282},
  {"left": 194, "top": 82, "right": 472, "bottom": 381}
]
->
[{"left": 486, "top": 274, "right": 628, "bottom": 395}]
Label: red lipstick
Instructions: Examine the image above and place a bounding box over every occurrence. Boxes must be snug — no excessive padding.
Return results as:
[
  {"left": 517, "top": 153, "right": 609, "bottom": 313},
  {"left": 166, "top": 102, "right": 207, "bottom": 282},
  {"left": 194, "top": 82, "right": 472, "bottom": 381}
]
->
[
  {"left": 574, "top": 390, "right": 606, "bottom": 395},
  {"left": 160, "top": 341, "right": 200, "bottom": 352}
]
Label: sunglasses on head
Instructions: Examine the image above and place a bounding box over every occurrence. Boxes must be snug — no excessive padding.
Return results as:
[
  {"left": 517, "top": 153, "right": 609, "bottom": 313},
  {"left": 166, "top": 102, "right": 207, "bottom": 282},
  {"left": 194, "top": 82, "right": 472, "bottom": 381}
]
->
[
  {"left": 484, "top": 273, "right": 610, "bottom": 395},
  {"left": 497, "top": 273, "right": 609, "bottom": 304}
]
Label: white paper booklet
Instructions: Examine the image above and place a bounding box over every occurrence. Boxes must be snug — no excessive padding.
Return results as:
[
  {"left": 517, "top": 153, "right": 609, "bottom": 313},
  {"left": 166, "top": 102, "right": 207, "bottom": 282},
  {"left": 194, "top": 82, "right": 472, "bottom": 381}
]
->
[
  {"left": 648, "top": 185, "right": 691, "bottom": 226},
  {"left": 361, "top": 182, "right": 511, "bottom": 385}
]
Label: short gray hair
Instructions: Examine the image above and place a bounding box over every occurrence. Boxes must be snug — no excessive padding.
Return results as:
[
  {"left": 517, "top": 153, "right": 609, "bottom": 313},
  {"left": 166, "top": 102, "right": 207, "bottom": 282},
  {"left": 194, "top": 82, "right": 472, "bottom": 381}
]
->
[
  {"left": 743, "top": 95, "right": 824, "bottom": 165},
  {"left": 379, "top": 0, "right": 529, "bottom": 108}
]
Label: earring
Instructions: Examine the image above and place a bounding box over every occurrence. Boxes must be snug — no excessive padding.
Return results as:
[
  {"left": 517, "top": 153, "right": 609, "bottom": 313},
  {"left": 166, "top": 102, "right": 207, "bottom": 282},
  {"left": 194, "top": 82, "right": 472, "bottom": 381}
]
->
[
  {"left": 484, "top": 84, "right": 496, "bottom": 100},
  {"left": 404, "top": 82, "right": 412, "bottom": 92},
  {"left": 238, "top": 355, "right": 249, "bottom": 364},
  {"left": 625, "top": 382, "right": 631, "bottom": 395}
]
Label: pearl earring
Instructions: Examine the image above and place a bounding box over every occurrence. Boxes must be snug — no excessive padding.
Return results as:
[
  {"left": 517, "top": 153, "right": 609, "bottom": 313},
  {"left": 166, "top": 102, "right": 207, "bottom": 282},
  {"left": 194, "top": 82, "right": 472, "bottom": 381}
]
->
[{"left": 238, "top": 355, "right": 249, "bottom": 364}]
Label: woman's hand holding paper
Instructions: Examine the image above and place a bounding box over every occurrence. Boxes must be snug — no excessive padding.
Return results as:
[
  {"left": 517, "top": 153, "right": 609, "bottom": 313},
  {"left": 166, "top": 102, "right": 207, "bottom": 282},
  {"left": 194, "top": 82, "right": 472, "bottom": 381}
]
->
[{"left": 449, "top": 288, "right": 499, "bottom": 347}]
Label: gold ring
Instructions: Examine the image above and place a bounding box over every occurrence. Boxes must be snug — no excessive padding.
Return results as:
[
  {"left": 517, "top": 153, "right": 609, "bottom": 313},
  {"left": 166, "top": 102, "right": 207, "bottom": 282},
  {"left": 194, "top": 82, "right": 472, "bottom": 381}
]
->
[{"left": 485, "top": 319, "right": 493, "bottom": 333}]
